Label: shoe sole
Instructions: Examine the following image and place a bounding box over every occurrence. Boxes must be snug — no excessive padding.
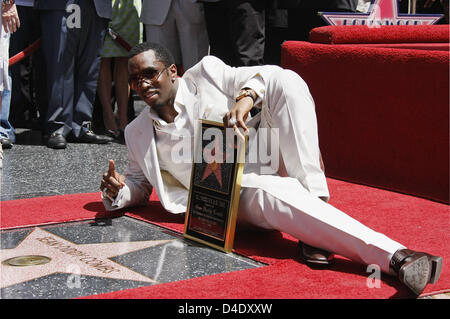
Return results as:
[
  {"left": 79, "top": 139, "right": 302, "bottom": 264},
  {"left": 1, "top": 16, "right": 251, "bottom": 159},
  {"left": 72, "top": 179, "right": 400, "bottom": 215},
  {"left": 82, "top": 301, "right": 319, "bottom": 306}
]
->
[
  {"left": 302, "top": 259, "right": 335, "bottom": 268},
  {"left": 48, "top": 143, "right": 67, "bottom": 149},
  {"left": 298, "top": 252, "right": 335, "bottom": 267},
  {"left": 399, "top": 254, "right": 443, "bottom": 296},
  {"left": 429, "top": 256, "right": 443, "bottom": 284},
  {"left": 1, "top": 142, "right": 12, "bottom": 149}
]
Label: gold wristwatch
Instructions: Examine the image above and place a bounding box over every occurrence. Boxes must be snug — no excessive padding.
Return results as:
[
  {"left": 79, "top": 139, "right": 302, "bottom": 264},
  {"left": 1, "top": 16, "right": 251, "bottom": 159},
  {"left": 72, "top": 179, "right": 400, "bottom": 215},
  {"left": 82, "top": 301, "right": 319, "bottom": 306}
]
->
[{"left": 235, "top": 88, "right": 257, "bottom": 103}]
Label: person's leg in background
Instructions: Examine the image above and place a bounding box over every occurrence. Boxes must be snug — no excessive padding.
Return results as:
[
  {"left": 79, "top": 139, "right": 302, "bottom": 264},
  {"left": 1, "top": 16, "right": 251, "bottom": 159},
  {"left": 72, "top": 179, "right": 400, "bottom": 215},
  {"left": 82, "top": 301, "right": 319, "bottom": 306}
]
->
[
  {"left": 39, "top": 9, "right": 74, "bottom": 146},
  {"left": 71, "top": 0, "right": 109, "bottom": 139},
  {"left": 113, "top": 57, "right": 130, "bottom": 131},
  {"left": 1, "top": 24, "right": 14, "bottom": 149},
  {"left": 173, "top": 0, "right": 209, "bottom": 70},
  {"left": 228, "top": 0, "right": 266, "bottom": 66},
  {"left": 202, "top": 1, "right": 234, "bottom": 66},
  {"left": 0, "top": 74, "right": 15, "bottom": 149},
  {"left": 97, "top": 57, "right": 118, "bottom": 135},
  {"left": 98, "top": 56, "right": 130, "bottom": 139},
  {"left": 9, "top": 4, "right": 35, "bottom": 129},
  {"left": 30, "top": 9, "right": 47, "bottom": 133}
]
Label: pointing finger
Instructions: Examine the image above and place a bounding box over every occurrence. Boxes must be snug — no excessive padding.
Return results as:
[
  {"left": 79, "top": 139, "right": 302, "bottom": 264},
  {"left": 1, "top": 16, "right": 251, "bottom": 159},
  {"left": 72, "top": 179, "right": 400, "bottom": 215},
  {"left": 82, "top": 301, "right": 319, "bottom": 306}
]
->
[{"left": 108, "top": 160, "right": 115, "bottom": 176}]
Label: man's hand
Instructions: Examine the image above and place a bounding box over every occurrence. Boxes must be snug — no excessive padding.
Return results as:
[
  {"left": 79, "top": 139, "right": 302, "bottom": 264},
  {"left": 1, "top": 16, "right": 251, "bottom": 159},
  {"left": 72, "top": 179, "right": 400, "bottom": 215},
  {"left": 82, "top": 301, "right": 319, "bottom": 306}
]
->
[
  {"left": 223, "top": 96, "right": 254, "bottom": 142},
  {"left": 100, "top": 160, "right": 125, "bottom": 200},
  {"left": 2, "top": 3, "right": 20, "bottom": 33},
  {"left": 223, "top": 95, "right": 254, "bottom": 132}
]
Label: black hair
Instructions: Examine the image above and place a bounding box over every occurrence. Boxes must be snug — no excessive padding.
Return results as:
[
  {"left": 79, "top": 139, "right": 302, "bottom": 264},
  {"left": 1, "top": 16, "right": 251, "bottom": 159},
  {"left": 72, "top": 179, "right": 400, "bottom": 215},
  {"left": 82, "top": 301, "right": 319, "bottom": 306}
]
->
[{"left": 128, "top": 42, "right": 175, "bottom": 67}]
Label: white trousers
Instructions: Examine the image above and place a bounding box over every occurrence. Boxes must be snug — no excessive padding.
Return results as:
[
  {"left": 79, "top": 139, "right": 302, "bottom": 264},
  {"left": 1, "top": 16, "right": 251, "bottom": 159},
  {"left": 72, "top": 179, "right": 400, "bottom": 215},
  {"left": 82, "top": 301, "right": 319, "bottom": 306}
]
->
[
  {"left": 237, "top": 69, "right": 405, "bottom": 274},
  {"left": 144, "top": 0, "right": 209, "bottom": 70}
]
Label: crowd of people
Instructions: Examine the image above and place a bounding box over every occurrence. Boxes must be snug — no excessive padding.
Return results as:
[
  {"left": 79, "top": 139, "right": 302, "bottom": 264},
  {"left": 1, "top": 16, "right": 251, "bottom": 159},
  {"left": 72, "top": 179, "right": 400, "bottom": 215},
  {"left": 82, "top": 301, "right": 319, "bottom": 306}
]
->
[{"left": 0, "top": 0, "right": 448, "bottom": 151}]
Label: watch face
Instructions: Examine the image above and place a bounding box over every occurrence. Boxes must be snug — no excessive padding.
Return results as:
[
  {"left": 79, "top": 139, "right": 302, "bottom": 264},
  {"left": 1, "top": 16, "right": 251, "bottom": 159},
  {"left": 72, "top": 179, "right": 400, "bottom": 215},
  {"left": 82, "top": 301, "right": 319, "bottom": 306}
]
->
[{"left": 236, "top": 88, "right": 257, "bottom": 103}]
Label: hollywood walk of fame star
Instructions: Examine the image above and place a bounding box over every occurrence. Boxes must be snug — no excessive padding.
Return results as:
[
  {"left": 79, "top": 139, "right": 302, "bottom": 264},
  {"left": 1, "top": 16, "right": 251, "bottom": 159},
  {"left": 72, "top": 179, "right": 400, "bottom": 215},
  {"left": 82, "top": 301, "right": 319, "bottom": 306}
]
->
[
  {"left": 320, "top": 0, "right": 443, "bottom": 26},
  {"left": 0, "top": 227, "right": 173, "bottom": 288}
]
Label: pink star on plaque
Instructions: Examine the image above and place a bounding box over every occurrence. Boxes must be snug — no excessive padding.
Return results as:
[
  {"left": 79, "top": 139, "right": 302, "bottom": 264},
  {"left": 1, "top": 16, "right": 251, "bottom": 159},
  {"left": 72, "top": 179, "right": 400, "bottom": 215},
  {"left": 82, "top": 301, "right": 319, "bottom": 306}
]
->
[
  {"left": 201, "top": 160, "right": 223, "bottom": 187},
  {"left": 201, "top": 138, "right": 224, "bottom": 187},
  {"left": 319, "top": 0, "right": 443, "bottom": 26}
]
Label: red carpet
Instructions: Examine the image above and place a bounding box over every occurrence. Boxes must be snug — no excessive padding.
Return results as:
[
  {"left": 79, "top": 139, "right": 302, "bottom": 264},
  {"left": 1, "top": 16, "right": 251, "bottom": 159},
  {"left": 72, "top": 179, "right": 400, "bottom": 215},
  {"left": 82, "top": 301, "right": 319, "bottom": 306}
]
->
[{"left": 1, "top": 179, "right": 449, "bottom": 299}]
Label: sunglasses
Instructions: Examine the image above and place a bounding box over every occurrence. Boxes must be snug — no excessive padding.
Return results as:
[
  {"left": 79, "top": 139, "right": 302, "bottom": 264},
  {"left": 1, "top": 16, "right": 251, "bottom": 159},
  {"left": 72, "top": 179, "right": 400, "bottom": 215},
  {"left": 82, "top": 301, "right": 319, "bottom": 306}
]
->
[{"left": 128, "top": 66, "right": 169, "bottom": 89}]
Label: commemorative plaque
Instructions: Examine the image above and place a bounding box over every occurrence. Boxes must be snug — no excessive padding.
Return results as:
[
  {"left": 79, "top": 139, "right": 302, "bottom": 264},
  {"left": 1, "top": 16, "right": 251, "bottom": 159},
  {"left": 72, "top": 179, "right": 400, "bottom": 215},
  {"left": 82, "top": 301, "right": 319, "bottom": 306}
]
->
[{"left": 184, "top": 120, "right": 246, "bottom": 253}]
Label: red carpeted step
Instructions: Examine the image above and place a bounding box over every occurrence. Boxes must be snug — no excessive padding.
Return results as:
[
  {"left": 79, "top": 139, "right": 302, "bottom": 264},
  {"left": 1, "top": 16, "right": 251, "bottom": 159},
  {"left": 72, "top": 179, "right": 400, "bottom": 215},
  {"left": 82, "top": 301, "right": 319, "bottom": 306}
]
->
[{"left": 281, "top": 41, "right": 449, "bottom": 204}]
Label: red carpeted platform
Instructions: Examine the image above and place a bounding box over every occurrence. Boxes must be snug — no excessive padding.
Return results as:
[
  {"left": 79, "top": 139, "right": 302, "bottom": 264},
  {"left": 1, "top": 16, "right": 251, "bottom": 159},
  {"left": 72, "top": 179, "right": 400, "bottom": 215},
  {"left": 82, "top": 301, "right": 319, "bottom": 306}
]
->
[
  {"left": 281, "top": 32, "right": 449, "bottom": 204},
  {"left": 309, "top": 25, "right": 450, "bottom": 45},
  {"left": 2, "top": 178, "right": 448, "bottom": 299}
]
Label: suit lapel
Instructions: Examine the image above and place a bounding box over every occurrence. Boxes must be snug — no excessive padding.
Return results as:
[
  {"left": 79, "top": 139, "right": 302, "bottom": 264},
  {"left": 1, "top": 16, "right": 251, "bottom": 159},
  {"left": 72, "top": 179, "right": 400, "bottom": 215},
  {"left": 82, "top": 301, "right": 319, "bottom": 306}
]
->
[{"left": 133, "top": 107, "right": 168, "bottom": 205}]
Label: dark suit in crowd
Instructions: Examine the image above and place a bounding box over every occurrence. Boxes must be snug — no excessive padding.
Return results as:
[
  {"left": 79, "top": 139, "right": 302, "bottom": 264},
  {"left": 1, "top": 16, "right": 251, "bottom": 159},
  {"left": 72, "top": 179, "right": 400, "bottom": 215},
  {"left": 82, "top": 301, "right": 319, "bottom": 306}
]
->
[
  {"left": 35, "top": 0, "right": 112, "bottom": 138},
  {"left": 285, "top": 0, "right": 358, "bottom": 41},
  {"left": 9, "top": 4, "right": 47, "bottom": 130},
  {"left": 201, "top": 0, "right": 271, "bottom": 67}
]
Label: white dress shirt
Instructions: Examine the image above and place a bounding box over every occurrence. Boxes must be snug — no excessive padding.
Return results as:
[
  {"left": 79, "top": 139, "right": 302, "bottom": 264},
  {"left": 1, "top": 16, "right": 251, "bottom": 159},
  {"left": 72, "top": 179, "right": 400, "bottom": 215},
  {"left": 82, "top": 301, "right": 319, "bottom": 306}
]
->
[{"left": 149, "top": 79, "right": 195, "bottom": 190}]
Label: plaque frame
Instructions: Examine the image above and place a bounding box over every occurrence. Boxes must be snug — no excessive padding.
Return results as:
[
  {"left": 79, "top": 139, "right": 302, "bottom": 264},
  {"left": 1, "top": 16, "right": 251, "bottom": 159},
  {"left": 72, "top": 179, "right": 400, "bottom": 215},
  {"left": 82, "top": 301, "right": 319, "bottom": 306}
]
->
[{"left": 183, "top": 119, "right": 246, "bottom": 253}]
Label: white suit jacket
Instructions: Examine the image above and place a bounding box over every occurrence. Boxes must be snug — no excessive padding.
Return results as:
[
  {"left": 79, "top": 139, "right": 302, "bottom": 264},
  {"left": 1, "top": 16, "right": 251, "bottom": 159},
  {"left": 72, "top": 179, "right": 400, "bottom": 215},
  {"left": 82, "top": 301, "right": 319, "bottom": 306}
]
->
[
  {"left": 103, "top": 56, "right": 329, "bottom": 213},
  {"left": 141, "top": 0, "right": 205, "bottom": 25}
]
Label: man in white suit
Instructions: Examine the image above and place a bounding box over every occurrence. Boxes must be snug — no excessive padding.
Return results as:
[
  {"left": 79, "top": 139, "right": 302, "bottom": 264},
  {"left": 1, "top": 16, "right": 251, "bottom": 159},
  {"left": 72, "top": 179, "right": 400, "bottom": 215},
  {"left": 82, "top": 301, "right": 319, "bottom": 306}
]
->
[
  {"left": 100, "top": 42, "right": 442, "bottom": 296},
  {"left": 141, "top": 0, "right": 209, "bottom": 71}
]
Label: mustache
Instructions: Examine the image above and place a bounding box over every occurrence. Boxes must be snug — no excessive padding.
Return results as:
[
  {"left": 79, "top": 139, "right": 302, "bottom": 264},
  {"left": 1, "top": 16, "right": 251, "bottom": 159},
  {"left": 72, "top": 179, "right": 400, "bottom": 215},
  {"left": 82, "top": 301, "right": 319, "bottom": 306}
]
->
[{"left": 142, "top": 88, "right": 157, "bottom": 96}]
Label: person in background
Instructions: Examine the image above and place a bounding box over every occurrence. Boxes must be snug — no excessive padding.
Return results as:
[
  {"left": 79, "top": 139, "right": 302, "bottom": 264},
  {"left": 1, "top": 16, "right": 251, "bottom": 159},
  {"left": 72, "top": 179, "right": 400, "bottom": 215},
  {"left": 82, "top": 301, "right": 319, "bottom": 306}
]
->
[
  {"left": 97, "top": 0, "right": 142, "bottom": 140},
  {"left": 0, "top": 74, "right": 13, "bottom": 149},
  {"left": 35, "top": 0, "right": 113, "bottom": 149},
  {"left": 200, "top": 0, "right": 270, "bottom": 67},
  {"left": 1, "top": 0, "right": 20, "bottom": 153},
  {"left": 8, "top": 0, "right": 47, "bottom": 134},
  {"left": 141, "top": 0, "right": 209, "bottom": 73}
]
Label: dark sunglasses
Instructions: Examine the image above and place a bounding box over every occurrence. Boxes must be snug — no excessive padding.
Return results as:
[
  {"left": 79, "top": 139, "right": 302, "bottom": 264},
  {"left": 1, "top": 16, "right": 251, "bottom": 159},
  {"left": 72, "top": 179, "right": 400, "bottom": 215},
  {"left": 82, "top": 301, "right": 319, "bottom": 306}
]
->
[{"left": 128, "top": 66, "right": 169, "bottom": 89}]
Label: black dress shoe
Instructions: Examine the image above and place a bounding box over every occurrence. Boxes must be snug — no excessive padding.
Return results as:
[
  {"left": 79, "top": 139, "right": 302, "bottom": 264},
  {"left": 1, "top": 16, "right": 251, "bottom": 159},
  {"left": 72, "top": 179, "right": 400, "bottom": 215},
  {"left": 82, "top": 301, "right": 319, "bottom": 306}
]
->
[
  {"left": 298, "top": 241, "right": 335, "bottom": 267},
  {"left": 70, "top": 130, "right": 113, "bottom": 144},
  {"left": 390, "top": 249, "right": 442, "bottom": 296},
  {"left": 47, "top": 133, "right": 67, "bottom": 149},
  {"left": 104, "top": 129, "right": 125, "bottom": 141},
  {"left": 0, "top": 137, "right": 13, "bottom": 149}
]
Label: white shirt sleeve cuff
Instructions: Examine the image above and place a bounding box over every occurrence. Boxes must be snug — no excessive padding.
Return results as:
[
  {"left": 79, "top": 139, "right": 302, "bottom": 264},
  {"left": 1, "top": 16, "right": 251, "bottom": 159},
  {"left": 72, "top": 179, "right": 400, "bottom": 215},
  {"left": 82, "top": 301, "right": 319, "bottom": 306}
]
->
[
  {"left": 101, "top": 186, "right": 130, "bottom": 211},
  {"left": 242, "top": 75, "right": 265, "bottom": 107}
]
